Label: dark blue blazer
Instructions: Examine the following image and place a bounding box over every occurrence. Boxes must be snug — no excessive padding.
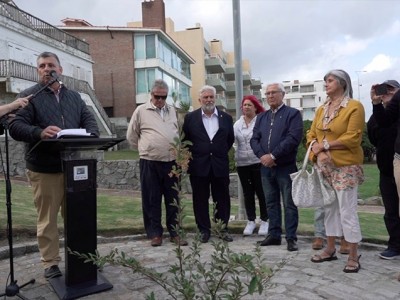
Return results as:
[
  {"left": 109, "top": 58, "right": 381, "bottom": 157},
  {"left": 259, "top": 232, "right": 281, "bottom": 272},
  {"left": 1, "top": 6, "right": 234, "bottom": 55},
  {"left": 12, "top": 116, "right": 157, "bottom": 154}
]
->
[{"left": 183, "top": 108, "right": 234, "bottom": 177}]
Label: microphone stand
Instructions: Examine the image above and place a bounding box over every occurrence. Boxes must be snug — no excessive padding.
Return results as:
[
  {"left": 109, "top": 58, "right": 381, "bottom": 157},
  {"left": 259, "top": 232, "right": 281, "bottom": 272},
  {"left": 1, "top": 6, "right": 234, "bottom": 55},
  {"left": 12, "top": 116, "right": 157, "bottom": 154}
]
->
[
  {"left": 0, "top": 76, "right": 58, "bottom": 299},
  {"left": 0, "top": 117, "right": 35, "bottom": 299}
]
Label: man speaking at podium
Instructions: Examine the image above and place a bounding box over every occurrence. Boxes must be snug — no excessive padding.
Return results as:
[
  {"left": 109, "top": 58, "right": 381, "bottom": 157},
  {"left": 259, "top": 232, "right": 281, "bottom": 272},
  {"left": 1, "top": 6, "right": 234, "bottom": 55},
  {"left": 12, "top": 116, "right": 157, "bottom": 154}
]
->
[{"left": 9, "top": 51, "right": 99, "bottom": 279}]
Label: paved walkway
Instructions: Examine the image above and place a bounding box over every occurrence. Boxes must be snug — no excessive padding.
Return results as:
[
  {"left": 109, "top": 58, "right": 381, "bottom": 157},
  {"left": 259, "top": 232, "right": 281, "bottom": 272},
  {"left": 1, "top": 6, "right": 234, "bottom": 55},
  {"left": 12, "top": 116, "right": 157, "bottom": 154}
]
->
[{"left": 1, "top": 234, "right": 400, "bottom": 299}]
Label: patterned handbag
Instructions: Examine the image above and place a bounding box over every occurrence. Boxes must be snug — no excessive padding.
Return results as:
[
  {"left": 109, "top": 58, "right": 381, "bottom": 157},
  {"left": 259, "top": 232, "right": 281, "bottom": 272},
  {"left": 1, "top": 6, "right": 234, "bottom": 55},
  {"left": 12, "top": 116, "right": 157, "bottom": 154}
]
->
[{"left": 290, "top": 142, "right": 325, "bottom": 208}]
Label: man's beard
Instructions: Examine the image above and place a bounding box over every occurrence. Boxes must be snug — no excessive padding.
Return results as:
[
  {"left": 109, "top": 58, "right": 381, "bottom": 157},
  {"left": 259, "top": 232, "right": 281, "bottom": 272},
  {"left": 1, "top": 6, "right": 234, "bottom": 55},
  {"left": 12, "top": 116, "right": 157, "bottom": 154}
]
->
[{"left": 202, "top": 103, "right": 215, "bottom": 114}]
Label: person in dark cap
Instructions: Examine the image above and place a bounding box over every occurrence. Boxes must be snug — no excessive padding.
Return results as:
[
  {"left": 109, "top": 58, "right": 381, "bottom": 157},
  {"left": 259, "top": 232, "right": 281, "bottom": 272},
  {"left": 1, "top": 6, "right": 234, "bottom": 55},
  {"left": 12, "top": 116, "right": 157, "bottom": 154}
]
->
[{"left": 368, "top": 79, "right": 400, "bottom": 259}]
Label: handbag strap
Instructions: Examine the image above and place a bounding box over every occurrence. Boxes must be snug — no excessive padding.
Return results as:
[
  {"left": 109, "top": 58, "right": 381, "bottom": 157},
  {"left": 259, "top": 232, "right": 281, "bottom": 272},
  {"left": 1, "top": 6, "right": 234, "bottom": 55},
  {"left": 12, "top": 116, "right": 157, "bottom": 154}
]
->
[{"left": 302, "top": 140, "right": 316, "bottom": 171}]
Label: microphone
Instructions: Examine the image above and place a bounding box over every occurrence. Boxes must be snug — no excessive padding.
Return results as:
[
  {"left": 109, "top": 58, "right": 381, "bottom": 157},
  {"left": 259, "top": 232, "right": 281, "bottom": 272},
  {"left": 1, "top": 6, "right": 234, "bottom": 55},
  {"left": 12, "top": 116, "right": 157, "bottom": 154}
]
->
[
  {"left": 49, "top": 70, "right": 58, "bottom": 80},
  {"left": 49, "top": 70, "right": 63, "bottom": 85}
]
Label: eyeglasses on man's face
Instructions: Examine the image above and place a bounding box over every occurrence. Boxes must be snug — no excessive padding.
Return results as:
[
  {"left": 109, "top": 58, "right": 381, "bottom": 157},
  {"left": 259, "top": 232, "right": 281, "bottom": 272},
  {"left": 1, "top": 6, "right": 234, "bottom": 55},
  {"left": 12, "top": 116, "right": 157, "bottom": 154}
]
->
[
  {"left": 152, "top": 94, "right": 168, "bottom": 100},
  {"left": 265, "top": 91, "right": 282, "bottom": 96}
]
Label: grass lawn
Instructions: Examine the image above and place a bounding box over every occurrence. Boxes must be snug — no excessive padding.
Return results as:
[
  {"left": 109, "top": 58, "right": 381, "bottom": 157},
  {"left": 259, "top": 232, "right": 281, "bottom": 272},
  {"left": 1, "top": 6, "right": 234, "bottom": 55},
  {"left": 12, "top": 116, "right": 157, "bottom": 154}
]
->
[
  {"left": 0, "top": 161, "right": 388, "bottom": 245},
  {"left": 104, "top": 149, "right": 139, "bottom": 160}
]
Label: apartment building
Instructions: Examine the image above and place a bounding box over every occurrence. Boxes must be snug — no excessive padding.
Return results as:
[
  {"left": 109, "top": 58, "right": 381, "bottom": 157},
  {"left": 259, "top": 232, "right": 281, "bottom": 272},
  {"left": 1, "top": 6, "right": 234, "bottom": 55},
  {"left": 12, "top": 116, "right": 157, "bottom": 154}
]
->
[
  {"left": 61, "top": 0, "right": 261, "bottom": 120},
  {"left": 61, "top": 7, "right": 194, "bottom": 119},
  {"left": 282, "top": 80, "right": 326, "bottom": 120},
  {"left": 127, "top": 0, "right": 262, "bottom": 117},
  {"left": 166, "top": 20, "right": 262, "bottom": 115}
]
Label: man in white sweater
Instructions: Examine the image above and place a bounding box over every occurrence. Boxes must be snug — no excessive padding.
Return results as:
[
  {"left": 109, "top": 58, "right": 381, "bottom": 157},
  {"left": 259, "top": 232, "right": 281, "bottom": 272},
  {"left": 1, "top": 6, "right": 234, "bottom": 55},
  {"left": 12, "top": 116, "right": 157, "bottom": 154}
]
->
[{"left": 127, "top": 79, "right": 187, "bottom": 247}]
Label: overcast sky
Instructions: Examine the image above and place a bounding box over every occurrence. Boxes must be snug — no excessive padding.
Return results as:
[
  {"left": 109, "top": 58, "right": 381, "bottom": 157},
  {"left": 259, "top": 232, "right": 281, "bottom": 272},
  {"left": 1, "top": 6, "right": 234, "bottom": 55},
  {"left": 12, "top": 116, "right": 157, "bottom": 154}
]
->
[{"left": 13, "top": 0, "right": 400, "bottom": 118}]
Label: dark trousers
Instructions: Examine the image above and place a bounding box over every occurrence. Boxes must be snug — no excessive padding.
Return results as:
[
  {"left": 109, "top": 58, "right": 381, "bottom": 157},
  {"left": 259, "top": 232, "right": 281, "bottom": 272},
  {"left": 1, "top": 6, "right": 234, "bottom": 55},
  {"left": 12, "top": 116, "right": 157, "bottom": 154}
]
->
[
  {"left": 139, "top": 159, "right": 179, "bottom": 239},
  {"left": 380, "top": 173, "right": 400, "bottom": 251},
  {"left": 189, "top": 171, "right": 231, "bottom": 234},
  {"left": 237, "top": 163, "right": 268, "bottom": 221}
]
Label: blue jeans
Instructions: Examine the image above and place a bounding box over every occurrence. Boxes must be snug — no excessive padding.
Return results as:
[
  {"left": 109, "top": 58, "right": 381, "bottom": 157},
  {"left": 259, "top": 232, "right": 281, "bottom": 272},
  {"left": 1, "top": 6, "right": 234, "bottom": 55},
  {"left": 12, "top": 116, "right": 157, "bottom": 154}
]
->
[
  {"left": 261, "top": 164, "right": 298, "bottom": 241},
  {"left": 314, "top": 207, "right": 326, "bottom": 238}
]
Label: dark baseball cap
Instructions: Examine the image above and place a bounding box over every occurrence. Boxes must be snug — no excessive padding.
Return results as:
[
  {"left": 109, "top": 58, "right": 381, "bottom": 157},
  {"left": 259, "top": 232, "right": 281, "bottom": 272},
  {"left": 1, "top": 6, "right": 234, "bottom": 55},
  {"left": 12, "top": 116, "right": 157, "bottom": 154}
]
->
[{"left": 382, "top": 80, "right": 400, "bottom": 88}]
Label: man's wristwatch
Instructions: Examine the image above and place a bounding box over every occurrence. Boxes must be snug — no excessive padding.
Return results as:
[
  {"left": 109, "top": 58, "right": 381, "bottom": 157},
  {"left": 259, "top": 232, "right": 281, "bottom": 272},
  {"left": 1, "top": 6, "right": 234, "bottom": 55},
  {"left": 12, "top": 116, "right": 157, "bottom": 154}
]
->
[{"left": 323, "top": 139, "right": 330, "bottom": 151}]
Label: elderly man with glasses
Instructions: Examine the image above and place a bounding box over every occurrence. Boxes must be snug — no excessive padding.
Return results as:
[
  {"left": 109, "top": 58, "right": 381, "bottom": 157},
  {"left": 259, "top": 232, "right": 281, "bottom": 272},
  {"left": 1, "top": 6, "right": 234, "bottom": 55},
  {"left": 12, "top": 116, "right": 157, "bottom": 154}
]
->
[
  {"left": 127, "top": 79, "right": 187, "bottom": 247},
  {"left": 250, "top": 83, "right": 303, "bottom": 251}
]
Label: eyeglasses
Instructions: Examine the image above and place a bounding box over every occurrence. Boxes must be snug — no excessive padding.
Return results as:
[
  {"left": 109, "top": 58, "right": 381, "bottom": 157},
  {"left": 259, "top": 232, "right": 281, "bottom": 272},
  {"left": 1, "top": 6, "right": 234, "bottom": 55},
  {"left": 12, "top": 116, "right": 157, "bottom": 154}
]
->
[
  {"left": 265, "top": 91, "right": 282, "bottom": 96},
  {"left": 153, "top": 94, "right": 168, "bottom": 100}
]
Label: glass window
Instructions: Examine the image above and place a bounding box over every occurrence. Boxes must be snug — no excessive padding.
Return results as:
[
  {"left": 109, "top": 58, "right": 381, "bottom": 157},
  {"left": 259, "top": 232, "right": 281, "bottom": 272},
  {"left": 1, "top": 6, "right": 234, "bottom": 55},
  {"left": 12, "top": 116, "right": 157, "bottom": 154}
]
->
[
  {"left": 145, "top": 34, "right": 156, "bottom": 59},
  {"left": 136, "top": 69, "right": 147, "bottom": 93},
  {"left": 300, "top": 85, "right": 314, "bottom": 93},
  {"left": 147, "top": 69, "right": 155, "bottom": 89},
  {"left": 134, "top": 35, "right": 145, "bottom": 60}
]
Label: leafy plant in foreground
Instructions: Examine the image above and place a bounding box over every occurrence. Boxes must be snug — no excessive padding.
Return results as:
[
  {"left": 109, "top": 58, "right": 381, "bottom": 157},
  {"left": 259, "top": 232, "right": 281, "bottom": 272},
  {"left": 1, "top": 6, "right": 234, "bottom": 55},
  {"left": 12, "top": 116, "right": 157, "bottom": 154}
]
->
[{"left": 71, "top": 126, "right": 272, "bottom": 299}]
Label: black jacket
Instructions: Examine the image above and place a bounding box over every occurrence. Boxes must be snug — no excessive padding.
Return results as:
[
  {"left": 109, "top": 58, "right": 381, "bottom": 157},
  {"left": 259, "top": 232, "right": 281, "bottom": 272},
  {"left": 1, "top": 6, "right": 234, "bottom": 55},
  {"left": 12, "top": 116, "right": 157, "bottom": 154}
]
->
[
  {"left": 9, "top": 83, "right": 99, "bottom": 173},
  {"left": 372, "top": 89, "right": 400, "bottom": 155},
  {"left": 182, "top": 108, "right": 234, "bottom": 177},
  {"left": 367, "top": 114, "right": 396, "bottom": 177}
]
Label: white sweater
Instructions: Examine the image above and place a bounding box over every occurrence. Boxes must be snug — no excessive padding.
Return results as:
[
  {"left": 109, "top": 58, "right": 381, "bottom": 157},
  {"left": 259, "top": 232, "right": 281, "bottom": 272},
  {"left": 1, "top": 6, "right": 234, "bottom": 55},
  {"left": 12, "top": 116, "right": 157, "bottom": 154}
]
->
[{"left": 233, "top": 115, "right": 261, "bottom": 167}]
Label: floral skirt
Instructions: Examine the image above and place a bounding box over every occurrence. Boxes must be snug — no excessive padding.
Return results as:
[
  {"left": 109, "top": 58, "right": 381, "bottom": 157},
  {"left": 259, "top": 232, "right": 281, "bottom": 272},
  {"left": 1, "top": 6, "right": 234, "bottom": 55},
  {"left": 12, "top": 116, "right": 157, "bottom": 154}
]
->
[{"left": 318, "top": 164, "right": 364, "bottom": 191}]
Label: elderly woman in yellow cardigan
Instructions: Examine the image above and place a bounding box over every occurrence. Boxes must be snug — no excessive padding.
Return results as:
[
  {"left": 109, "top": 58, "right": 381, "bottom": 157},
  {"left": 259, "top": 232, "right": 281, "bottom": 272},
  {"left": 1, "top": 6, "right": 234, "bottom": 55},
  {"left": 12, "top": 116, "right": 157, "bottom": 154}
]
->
[{"left": 306, "top": 69, "right": 365, "bottom": 273}]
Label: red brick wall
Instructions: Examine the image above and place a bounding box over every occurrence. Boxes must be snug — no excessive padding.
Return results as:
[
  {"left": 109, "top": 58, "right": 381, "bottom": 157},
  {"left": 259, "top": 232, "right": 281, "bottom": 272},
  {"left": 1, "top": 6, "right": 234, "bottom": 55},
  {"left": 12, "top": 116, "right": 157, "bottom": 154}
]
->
[
  {"left": 142, "top": 0, "right": 165, "bottom": 32},
  {"left": 64, "top": 29, "right": 136, "bottom": 118}
]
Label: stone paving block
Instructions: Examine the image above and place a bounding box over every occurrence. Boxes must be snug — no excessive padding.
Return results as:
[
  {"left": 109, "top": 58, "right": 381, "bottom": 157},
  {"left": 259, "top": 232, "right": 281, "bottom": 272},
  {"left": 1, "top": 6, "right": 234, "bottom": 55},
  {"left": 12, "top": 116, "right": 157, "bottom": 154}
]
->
[{"left": 1, "top": 235, "right": 400, "bottom": 299}]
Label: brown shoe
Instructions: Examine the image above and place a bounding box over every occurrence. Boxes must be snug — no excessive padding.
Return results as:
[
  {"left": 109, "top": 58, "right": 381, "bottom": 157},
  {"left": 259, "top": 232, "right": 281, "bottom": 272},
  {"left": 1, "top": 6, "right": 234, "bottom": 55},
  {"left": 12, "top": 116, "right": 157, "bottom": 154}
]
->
[
  {"left": 338, "top": 237, "right": 350, "bottom": 254},
  {"left": 170, "top": 236, "right": 188, "bottom": 246},
  {"left": 312, "top": 237, "right": 324, "bottom": 250},
  {"left": 151, "top": 236, "right": 162, "bottom": 247}
]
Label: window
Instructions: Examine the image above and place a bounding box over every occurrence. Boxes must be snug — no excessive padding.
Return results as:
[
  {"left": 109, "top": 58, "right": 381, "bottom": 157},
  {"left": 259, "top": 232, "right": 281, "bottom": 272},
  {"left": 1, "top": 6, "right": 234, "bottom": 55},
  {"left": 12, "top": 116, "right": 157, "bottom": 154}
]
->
[
  {"left": 136, "top": 69, "right": 147, "bottom": 93},
  {"left": 134, "top": 35, "right": 145, "bottom": 59},
  {"left": 300, "top": 85, "right": 314, "bottom": 93},
  {"left": 145, "top": 34, "right": 156, "bottom": 59}
]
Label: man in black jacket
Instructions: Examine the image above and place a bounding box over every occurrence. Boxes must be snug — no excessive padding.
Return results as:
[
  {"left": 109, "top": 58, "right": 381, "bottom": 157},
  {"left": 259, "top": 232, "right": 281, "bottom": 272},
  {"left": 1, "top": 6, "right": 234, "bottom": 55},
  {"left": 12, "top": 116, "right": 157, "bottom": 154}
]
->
[
  {"left": 9, "top": 52, "right": 99, "bottom": 279},
  {"left": 182, "top": 85, "right": 234, "bottom": 243},
  {"left": 368, "top": 80, "right": 400, "bottom": 259}
]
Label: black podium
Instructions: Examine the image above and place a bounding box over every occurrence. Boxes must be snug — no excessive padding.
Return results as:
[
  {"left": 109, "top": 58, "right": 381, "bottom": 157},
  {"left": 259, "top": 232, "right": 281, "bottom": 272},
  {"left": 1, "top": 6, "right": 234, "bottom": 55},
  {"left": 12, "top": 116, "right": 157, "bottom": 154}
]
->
[{"left": 29, "top": 137, "right": 124, "bottom": 300}]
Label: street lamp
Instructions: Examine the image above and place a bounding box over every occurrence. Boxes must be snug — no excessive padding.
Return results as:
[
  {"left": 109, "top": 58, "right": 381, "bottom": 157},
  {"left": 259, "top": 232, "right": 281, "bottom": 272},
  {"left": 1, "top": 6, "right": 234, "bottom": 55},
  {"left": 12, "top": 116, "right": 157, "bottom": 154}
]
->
[{"left": 355, "top": 70, "right": 367, "bottom": 100}]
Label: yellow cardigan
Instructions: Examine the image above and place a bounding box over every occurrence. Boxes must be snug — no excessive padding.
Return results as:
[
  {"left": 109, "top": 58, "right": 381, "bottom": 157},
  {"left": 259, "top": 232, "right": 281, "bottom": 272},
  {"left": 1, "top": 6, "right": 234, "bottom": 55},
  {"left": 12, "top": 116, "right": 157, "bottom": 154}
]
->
[{"left": 306, "top": 99, "right": 365, "bottom": 166}]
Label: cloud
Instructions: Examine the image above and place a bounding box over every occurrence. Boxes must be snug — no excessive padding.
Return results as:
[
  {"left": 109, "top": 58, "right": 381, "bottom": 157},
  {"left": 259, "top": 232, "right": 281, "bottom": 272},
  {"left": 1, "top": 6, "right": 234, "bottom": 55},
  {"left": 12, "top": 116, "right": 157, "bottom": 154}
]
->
[{"left": 364, "top": 54, "right": 395, "bottom": 72}]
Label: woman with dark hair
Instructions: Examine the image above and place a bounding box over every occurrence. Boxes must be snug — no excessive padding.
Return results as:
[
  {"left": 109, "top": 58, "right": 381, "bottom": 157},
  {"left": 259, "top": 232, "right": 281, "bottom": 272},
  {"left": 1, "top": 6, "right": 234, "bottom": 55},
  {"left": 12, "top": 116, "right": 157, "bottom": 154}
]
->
[
  {"left": 234, "top": 95, "right": 269, "bottom": 236},
  {"left": 307, "top": 69, "right": 365, "bottom": 273}
]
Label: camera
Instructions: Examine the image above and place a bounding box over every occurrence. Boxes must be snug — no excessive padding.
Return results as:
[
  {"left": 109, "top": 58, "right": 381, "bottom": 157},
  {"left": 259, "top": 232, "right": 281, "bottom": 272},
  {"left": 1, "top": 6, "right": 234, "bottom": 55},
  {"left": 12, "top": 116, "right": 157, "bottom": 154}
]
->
[{"left": 375, "top": 84, "right": 388, "bottom": 96}]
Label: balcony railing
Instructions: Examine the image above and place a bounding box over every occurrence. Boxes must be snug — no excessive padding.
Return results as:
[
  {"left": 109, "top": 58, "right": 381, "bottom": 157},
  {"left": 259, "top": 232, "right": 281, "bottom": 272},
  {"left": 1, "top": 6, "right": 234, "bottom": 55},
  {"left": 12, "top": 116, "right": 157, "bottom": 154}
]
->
[
  {"left": 0, "top": 1, "right": 89, "bottom": 54},
  {"left": 0, "top": 59, "right": 112, "bottom": 132}
]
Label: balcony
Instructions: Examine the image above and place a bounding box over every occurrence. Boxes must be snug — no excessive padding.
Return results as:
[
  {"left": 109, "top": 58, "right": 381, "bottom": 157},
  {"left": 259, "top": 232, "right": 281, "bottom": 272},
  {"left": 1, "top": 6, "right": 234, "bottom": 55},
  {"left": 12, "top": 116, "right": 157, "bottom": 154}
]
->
[
  {"left": 226, "top": 100, "right": 237, "bottom": 111},
  {"left": 215, "top": 94, "right": 227, "bottom": 109},
  {"left": 205, "top": 54, "right": 226, "bottom": 74},
  {"left": 252, "top": 90, "right": 262, "bottom": 99},
  {"left": 251, "top": 78, "right": 262, "bottom": 89},
  {"left": 225, "top": 81, "right": 236, "bottom": 95},
  {"left": 0, "top": 1, "right": 89, "bottom": 54},
  {"left": 243, "top": 71, "right": 251, "bottom": 85},
  {"left": 205, "top": 74, "right": 226, "bottom": 92},
  {"left": 224, "top": 66, "right": 235, "bottom": 81}
]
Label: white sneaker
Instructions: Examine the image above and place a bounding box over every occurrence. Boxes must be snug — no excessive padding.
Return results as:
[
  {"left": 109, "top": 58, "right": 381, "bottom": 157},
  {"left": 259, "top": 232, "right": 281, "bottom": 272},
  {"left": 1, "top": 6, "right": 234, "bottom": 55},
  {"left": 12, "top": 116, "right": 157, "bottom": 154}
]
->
[
  {"left": 243, "top": 221, "right": 256, "bottom": 236},
  {"left": 258, "top": 221, "right": 269, "bottom": 236}
]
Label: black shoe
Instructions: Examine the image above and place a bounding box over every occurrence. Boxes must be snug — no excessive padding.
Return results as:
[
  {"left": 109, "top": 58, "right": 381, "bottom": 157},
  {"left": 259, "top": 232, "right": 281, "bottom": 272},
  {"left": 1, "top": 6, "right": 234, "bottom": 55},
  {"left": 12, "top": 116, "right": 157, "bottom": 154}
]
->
[
  {"left": 200, "top": 232, "right": 210, "bottom": 243},
  {"left": 220, "top": 231, "right": 233, "bottom": 242},
  {"left": 44, "top": 265, "right": 62, "bottom": 279},
  {"left": 287, "top": 239, "right": 298, "bottom": 251},
  {"left": 257, "top": 235, "right": 281, "bottom": 246}
]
